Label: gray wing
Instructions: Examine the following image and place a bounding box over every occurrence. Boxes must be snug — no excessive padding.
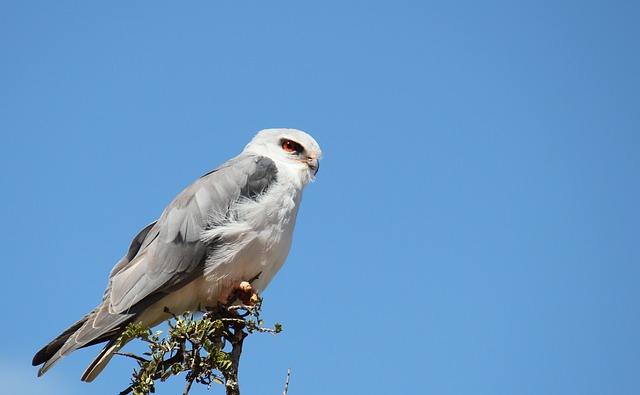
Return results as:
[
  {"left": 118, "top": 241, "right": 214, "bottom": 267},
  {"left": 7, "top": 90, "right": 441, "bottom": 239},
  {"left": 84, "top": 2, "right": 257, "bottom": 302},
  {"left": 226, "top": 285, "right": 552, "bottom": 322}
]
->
[
  {"left": 33, "top": 154, "right": 278, "bottom": 376},
  {"left": 108, "top": 154, "right": 278, "bottom": 313}
]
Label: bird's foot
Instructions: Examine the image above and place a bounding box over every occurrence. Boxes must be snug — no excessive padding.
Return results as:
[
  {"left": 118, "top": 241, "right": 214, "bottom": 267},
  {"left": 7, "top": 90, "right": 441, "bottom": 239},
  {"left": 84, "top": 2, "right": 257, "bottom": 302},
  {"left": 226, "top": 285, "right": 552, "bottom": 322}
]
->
[{"left": 237, "top": 281, "right": 260, "bottom": 306}]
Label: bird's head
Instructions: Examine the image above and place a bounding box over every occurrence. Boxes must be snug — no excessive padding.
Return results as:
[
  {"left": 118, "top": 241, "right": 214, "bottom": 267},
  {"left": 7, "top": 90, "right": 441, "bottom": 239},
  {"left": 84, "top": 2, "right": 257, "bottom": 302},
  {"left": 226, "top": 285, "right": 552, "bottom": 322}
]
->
[{"left": 244, "top": 128, "right": 322, "bottom": 186}]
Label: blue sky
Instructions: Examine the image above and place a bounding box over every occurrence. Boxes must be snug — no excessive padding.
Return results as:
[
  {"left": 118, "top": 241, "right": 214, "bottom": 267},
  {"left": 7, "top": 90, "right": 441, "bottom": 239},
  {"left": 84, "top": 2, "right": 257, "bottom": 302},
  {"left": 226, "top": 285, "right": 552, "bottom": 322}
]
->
[{"left": 1, "top": 1, "right": 639, "bottom": 394}]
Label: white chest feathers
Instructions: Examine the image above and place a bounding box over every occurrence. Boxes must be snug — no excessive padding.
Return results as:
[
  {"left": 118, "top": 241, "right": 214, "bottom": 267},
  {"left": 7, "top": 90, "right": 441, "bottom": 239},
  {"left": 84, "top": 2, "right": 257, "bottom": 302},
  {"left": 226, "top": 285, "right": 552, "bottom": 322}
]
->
[{"left": 200, "top": 178, "right": 303, "bottom": 295}]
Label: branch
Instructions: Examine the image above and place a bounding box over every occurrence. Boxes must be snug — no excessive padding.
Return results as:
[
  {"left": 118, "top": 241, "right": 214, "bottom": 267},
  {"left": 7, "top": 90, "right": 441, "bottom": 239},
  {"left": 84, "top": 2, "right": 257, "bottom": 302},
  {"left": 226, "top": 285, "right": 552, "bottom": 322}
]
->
[{"left": 116, "top": 297, "right": 282, "bottom": 395}]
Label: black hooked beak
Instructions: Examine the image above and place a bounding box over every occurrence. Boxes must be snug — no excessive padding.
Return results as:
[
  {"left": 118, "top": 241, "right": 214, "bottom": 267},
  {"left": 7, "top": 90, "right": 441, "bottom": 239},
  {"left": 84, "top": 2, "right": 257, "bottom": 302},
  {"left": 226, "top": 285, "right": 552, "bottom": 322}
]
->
[{"left": 307, "top": 156, "right": 319, "bottom": 175}]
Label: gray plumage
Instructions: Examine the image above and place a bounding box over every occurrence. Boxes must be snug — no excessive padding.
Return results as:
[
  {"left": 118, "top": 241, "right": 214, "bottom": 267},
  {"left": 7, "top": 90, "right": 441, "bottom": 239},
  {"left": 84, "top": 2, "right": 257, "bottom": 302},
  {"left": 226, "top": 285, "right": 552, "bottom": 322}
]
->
[{"left": 32, "top": 129, "right": 321, "bottom": 381}]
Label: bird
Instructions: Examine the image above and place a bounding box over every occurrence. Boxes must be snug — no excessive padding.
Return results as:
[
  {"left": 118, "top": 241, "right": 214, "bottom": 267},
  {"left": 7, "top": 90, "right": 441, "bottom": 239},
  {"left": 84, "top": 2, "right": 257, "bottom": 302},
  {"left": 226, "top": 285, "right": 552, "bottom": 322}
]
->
[{"left": 32, "top": 128, "right": 321, "bottom": 382}]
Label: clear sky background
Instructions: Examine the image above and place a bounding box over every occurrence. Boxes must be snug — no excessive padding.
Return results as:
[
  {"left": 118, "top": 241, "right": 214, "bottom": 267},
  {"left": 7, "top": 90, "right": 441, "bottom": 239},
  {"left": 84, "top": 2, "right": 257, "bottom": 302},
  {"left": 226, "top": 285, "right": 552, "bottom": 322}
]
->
[{"left": 1, "top": 2, "right": 639, "bottom": 394}]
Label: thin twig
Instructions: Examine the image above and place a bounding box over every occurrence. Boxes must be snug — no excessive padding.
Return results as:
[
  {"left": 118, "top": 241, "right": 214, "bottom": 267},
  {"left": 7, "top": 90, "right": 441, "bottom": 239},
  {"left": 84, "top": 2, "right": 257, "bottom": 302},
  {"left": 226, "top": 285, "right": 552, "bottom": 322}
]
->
[
  {"left": 184, "top": 376, "right": 195, "bottom": 395},
  {"left": 220, "top": 317, "right": 249, "bottom": 326},
  {"left": 282, "top": 367, "right": 291, "bottom": 395},
  {"left": 114, "top": 352, "right": 149, "bottom": 363},
  {"left": 118, "top": 385, "right": 134, "bottom": 395},
  {"left": 255, "top": 326, "right": 280, "bottom": 334},
  {"left": 227, "top": 304, "right": 257, "bottom": 312}
]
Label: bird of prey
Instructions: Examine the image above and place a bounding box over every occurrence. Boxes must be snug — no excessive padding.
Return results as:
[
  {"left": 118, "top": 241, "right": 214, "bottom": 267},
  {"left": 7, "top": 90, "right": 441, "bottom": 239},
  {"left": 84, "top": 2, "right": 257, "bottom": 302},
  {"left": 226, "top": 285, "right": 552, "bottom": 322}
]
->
[{"left": 32, "top": 128, "right": 321, "bottom": 382}]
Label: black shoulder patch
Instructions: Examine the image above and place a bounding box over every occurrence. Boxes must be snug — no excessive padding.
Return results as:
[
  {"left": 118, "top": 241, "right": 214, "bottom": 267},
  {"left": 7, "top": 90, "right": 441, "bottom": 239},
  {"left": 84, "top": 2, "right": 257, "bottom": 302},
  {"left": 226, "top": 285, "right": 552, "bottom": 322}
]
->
[{"left": 240, "top": 156, "right": 278, "bottom": 200}]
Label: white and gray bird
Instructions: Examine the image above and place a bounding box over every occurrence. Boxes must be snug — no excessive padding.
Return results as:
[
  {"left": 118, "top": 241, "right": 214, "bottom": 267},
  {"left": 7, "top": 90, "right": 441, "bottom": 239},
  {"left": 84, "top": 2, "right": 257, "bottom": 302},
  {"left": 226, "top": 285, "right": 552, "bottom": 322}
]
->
[{"left": 32, "top": 128, "right": 321, "bottom": 381}]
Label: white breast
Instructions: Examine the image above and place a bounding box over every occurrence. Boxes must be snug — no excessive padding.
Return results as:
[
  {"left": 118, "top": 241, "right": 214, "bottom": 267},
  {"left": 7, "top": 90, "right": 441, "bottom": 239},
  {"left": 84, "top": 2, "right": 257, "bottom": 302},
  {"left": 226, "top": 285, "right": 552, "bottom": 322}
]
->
[{"left": 198, "top": 176, "right": 303, "bottom": 303}]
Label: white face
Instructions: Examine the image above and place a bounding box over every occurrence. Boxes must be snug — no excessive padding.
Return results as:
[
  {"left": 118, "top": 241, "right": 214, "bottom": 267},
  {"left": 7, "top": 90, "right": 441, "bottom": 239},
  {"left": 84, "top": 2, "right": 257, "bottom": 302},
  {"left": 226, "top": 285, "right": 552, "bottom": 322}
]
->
[{"left": 244, "top": 128, "right": 322, "bottom": 185}]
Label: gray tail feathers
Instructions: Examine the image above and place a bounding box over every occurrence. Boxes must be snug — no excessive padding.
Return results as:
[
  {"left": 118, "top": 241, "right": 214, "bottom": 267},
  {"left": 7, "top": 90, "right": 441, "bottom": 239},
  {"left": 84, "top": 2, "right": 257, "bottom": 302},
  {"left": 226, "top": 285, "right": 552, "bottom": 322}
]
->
[
  {"left": 32, "top": 314, "right": 92, "bottom": 376},
  {"left": 81, "top": 337, "right": 124, "bottom": 382},
  {"left": 32, "top": 305, "right": 134, "bottom": 379}
]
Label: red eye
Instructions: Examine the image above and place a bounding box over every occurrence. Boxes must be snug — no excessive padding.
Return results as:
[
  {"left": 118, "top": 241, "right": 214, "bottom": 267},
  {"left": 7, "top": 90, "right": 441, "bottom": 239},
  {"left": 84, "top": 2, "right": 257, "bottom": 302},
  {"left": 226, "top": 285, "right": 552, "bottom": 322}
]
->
[{"left": 282, "top": 140, "right": 299, "bottom": 153}]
